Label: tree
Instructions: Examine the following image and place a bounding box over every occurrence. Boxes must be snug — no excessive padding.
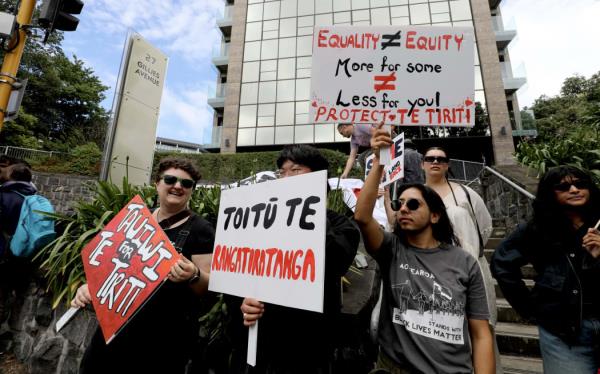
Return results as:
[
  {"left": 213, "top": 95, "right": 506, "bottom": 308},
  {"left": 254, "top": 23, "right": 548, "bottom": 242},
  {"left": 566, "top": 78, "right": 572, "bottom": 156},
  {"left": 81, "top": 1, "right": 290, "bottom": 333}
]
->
[{"left": 0, "top": 0, "right": 109, "bottom": 151}]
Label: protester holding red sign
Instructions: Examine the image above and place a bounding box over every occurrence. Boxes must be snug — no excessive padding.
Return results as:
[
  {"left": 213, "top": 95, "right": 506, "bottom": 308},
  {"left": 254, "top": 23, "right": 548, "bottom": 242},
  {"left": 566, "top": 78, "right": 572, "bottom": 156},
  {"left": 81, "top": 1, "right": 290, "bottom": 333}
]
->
[
  {"left": 355, "top": 125, "right": 494, "bottom": 374},
  {"left": 72, "top": 157, "right": 215, "bottom": 374},
  {"left": 235, "top": 145, "right": 360, "bottom": 374}
]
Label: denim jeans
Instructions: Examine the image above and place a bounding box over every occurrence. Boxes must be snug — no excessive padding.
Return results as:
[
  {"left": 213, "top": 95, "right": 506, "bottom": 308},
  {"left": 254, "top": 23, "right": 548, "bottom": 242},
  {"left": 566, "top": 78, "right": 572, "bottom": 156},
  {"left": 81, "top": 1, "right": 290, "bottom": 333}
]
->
[{"left": 538, "top": 319, "right": 600, "bottom": 374}]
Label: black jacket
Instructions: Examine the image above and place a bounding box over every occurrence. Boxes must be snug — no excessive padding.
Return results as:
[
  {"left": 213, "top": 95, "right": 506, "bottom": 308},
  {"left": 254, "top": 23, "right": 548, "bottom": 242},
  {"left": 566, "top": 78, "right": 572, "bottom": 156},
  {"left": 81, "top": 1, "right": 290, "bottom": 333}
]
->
[
  {"left": 0, "top": 181, "right": 37, "bottom": 255},
  {"left": 491, "top": 223, "right": 600, "bottom": 342}
]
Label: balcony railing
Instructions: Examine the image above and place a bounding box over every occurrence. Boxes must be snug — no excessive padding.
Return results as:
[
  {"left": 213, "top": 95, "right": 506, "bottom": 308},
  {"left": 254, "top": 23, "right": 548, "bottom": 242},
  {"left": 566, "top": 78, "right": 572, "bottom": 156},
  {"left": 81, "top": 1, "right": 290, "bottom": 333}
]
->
[
  {"left": 204, "top": 126, "right": 222, "bottom": 149},
  {"left": 208, "top": 84, "right": 227, "bottom": 109},
  {"left": 500, "top": 61, "right": 526, "bottom": 94}
]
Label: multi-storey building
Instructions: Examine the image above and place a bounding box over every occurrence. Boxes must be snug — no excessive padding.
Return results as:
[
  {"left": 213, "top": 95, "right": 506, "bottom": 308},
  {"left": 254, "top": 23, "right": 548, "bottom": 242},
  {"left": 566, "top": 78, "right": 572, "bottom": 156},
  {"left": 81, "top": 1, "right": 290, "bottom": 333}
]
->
[{"left": 208, "top": 0, "right": 526, "bottom": 165}]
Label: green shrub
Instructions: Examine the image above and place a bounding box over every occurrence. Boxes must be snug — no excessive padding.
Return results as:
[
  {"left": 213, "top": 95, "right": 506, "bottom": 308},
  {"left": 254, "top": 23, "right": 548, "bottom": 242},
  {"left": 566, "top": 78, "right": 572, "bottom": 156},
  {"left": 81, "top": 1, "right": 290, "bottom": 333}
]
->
[{"left": 69, "top": 142, "right": 102, "bottom": 175}]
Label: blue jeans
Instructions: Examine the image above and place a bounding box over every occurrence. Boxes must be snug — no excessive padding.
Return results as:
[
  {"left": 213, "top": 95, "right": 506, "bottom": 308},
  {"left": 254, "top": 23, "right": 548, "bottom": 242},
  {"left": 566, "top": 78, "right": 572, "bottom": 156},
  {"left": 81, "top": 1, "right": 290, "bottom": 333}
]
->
[{"left": 539, "top": 319, "right": 600, "bottom": 374}]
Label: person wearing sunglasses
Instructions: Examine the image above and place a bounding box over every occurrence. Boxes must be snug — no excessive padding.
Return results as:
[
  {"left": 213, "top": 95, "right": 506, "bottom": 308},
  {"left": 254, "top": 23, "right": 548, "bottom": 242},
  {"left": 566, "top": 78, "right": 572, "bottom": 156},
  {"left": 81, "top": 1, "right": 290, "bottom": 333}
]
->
[
  {"left": 419, "top": 147, "right": 501, "bottom": 369},
  {"left": 72, "top": 157, "right": 215, "bottom": 374},
  {"left": 355, "top": 124, "right": 494, "bottom": 374},
  {"left": 492, "top": 166, "right": 600, "bottom": 374},
  {"left": 233, "top": 144, "right": 360, "bottom": 374}
]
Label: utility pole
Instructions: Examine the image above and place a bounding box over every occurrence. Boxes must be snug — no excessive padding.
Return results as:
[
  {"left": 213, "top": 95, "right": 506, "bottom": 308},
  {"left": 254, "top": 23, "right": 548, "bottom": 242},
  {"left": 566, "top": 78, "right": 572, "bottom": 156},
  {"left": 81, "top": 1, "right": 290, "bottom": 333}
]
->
[{"left": 0, "top": 0, "right": 35, "bottom": 130}]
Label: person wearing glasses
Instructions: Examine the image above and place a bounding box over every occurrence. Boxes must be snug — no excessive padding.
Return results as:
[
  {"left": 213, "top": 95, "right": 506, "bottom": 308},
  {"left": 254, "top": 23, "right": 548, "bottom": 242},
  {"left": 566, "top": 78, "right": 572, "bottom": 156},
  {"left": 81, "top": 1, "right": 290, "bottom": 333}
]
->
[
  {"left": 236, "top": 144, "right": 360, "bottom": 374},
  {"left": 72, "top": 157, "right": 215, "bottom": 374},
  {"left": 492, "top": 166, "right": 600, "bottom": 374},
  {"left": 355, "top": 125, "right": 494, "bottom": 374}
]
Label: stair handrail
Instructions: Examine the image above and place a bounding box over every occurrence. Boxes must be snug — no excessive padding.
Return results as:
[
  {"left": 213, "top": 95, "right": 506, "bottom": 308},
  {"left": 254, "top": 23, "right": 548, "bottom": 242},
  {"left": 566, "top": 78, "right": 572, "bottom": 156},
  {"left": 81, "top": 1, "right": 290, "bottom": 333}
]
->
[{"left": 484, "top": 166, "right": 535, "bottom": 200}]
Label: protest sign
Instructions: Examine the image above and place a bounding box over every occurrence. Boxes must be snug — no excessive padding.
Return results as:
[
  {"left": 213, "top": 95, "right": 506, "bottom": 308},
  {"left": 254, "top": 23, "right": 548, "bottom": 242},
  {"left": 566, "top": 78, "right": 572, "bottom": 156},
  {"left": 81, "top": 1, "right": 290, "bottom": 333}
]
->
[
  {"left": 310, "top": 26, "right": 474, "bottom": 127},
  {"left": 365, "top": 132, "right": 405, "bottom": 187},
  {"left": 209, "top": 170, "right": 327, "bottom": 313},
  {"left": 81, "top": 195, "right": 179, "bottom": 343}
]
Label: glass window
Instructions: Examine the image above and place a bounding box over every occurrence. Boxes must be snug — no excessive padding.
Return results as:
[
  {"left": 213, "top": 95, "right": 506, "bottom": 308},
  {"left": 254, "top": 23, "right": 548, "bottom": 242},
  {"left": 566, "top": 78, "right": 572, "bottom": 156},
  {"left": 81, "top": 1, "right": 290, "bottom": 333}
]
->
[
  {"left": 248, "top": 0, "right": 264, "bottom": 3},
  {"left": 246, "top": 22, "right": 262, "bottom": 41},
  {"left": 430, "top": 1, "right": 449, "bottom": 13},
  {"left": 263, "top": 30, "right": 279, "bottom": 39},
  {"left": 315, "top": 13, "right": 333, "bottom": 25},
  {"left": 242, "top": 61, "right": 260, "bottom": 82},
  {"left": 298, "top": 0, "right": 314, "bottom": 16},
  {"left": 260, "top": 59, "right": 277, "bottom": 81},
  {"left": 391, "top": 16, "right": 410, "bottom": 25},
  {"left": 261, "top": 39, "right": 278, "bottom": 60},
  {"left": 258, "top": 103, "right": 275, "bottom": 127},
  {"left": 450, "top": 0, "right": 472, "bottom": 21},
  {"left": 297, "top": 56, "right": 312, "bottom": 78},
  {"left": 295, "top": 100, "right": 310, "bottom": 124},
  {"left": 276, "top": 102, "right": 295, "bottom": 125},
  {"left": 352, "top": 0, "right": 370, "bottom": 9},
  {"left": 256, "top": 127, "right": 275, "bottom": 145},
  {"left": 298, "top": 16, "right": 314, "bottom": 27},
  {"left": 371, "top": 7, "right": 391, "bottom": 25},
  {"left": 247, "top": 4, "right": 264, "bottom": 22},
  {"left": 280, "top": 18, "right": 296, "bottom": 37},
  {"left": 278, "top": 58, "right": 296, "bottom": 79},
  {"left": 452, "top": 20, "right": 472, "bottom": 27},
  {"left": 294, "top": 125, "right": 313, "bottom": 143},
  {"left": 275, "top": 126, "right": 294, "bottom": 144},
  {"left": 263, "top": 19, "right": 279, "bottom": 32},
  {"left": 279, "top": 37, "right": 297, "bottom": 58},
  {"left": 295, "top": 79, "right": 311, "bottom": 101},
  {"left": 237, "top": 128, "right": 256, "bottom": 146},
  {"left": 353, "top": 9, "right": 370, "bottom": 21},
  {"left": 259, "top": 81, "right": 277, "bottom": 103},
  {"left": 333, "top": 0, "right": 351, "bottom": 11},
  {"left": 334, "top": 11, "right": 351, "bottom": 23},
  {"left": 371, "top": 0, "right": 389, "bottom": 7},
  {"left": 297, "top": 35, "right": 313, "bottom": 56},
  {"left": 315, "top": 124, "right": 334, "bottom": 143},
  {"left": 432, "top": 13, "right": 450, "bottom": 22},
  {"left": 315, "top": 0, "right": 333, "bottom": 13},
  {"left": 408, "top": 0, "right": 427, "bottom": 3},
  {"left": 263, "top": 1, "right": 280, "bottom": 20},
  {"left": 390, "top": 5, "right": 408, "bottom": 17},
  {"left": 277, "top": 80, "right": 296, "bottom": 101},
  {"left": 239, "top": 105, "right": 257, "bottom": 127},
  {"left": 409, "top": 3, "right": 431, "bottom": 24},
  {"left": 240, "top": 83, "right": 258, "bottom": 104},
  {"left": 390, "top": 0, "right": 408, "bottom": 4},
  {"left": 244, "top": 41, "right": 261, "bottom": 61},
  {"left": 280, "top": 0, "right": 297, "bottom": 17}
]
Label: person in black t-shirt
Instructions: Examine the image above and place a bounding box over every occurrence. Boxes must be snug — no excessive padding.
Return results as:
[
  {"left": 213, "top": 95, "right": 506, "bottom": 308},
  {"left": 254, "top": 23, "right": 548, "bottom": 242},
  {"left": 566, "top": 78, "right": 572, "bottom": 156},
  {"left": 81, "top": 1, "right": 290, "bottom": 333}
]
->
[
  {"left": 71, "top": 157, "right": 215, "bottom": 374},
  {"left": 237, "top": 145, "right": 360, "bottom": 374}
]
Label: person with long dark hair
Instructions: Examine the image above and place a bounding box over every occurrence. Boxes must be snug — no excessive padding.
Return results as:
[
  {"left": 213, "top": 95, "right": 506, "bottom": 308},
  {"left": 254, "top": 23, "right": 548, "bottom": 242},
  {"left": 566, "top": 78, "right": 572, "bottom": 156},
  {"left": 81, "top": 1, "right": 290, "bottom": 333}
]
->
[
  {"left": 355, "top": 124, "right": 494, "bottom": 373},
  {"left": 492, "top": 166, "right": 600, "bottom": 373}
]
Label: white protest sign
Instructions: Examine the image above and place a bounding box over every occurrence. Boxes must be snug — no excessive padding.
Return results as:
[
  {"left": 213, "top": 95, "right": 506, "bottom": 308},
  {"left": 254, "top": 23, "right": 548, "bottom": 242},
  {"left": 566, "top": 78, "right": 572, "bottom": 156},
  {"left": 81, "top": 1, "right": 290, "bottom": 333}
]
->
[
  {"left": 365, "top": 132, "right": 405, "bottom": 187},
  {"left": 209, "top": 170, "right": 327, "bottom": 313},
  {"left": 310, "top": 26, "right": 474, "bottom": 127}
]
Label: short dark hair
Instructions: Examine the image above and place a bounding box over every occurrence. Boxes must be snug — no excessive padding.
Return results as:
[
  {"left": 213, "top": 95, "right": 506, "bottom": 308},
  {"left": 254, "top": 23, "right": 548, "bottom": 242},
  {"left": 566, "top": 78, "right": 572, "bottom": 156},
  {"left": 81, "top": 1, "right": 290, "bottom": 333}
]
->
[
  {"left": 337, "top": 123, "right": 352, "bottom": 130},
  {"left": 8, "top": 163, "right": 32, "bottom": 182},
  {"left": 155, "top": 157, "right": 201, "bottom": 182},
  {"left": 394, "top": 183, "right": 458, "bottom": 246},
  {"left": 276, "top": 145, "right": 329, "bottom": 173},
  {"left": 423, "top": 146, "right": 448, "bottom": 157}
]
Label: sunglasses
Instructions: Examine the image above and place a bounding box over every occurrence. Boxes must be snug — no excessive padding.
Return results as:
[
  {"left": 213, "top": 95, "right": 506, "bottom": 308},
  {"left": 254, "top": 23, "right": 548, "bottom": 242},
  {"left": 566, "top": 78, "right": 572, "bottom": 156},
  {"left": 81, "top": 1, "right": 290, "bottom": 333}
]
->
[
  {"left": 161, "top": 174, "right": 195, "bottom": 189},
  {"left": 391, "top": 198, "right": 422, "bottom": 212},
  {"left": 553, "top": 180, "right": 590, "bottom": 192},
  {"left": 423, "top": 156, "right": 449, "bottom": 164}
]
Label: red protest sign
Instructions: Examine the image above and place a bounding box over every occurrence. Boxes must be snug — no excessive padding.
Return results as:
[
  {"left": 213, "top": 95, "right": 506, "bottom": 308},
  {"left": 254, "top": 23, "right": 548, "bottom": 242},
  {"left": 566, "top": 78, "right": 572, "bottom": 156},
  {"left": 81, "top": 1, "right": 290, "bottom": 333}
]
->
[{"left": 80, "top": 195, "right": 180, "bottom": 343}]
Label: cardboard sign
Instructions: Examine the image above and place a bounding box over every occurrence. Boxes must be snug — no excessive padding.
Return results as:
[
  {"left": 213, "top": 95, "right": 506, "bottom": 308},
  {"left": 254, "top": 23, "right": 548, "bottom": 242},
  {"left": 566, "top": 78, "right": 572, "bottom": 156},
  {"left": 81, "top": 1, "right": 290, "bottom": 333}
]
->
[
  {"left": 310, "top": 26, "right": 475, "bottom": 127},
  {"left": 365, "top": 132, "right": 405, "bottom": 187},
  {"left": 209, "top": 170, "right": 327, "bottom": 313},
  {"left": 81, "top": 195, "right": 180, "bottom": 343}
]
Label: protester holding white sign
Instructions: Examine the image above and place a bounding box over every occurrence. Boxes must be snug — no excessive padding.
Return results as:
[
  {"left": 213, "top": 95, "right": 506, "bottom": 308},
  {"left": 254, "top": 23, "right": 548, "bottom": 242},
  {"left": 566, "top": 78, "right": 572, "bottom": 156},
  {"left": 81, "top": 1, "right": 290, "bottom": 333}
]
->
[
  {"left": 355, "top": 125, "right": 494, "bottom": 373},
  {"left": 226, "top": 145, "right": 359, "bottom": 374}
]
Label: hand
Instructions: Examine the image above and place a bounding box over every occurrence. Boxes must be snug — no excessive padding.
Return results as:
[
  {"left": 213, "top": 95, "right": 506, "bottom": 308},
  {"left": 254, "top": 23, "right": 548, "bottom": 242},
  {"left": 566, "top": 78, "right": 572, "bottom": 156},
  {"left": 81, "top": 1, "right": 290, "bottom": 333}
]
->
[
  {"left": 71, "top": 283, "right": 91, "bottom": 308},
  {"left": 241, "top": 298, "right": 264, "bottom": 327},
  {"left": 377, "top": 187, "right": 385, "bottom": 198},
  {"left": 340, "top": 172, "right": 349, "bottom": 179},
  {"left": 168, "top": 256, "right": 198, "bottom": 283},
  {"left": 583, "top": 228, "right": 600, "bottom": 258},
  {"left": 370, "top": 122, "right": 392, "bottom": 158}
]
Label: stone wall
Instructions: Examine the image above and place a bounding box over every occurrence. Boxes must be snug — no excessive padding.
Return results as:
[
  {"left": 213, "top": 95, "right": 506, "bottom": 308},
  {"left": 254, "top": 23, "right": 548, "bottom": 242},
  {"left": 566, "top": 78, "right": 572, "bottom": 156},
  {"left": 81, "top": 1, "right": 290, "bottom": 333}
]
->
[{"left": 32, "top": 172, "right": 96, "bottom": 215}]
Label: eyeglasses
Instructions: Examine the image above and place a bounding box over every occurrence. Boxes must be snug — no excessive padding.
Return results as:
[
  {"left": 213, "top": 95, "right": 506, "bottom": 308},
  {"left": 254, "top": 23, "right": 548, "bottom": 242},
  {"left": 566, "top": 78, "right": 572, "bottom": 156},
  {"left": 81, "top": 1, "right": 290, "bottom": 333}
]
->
[
  {"left": 553, "top": 180, "right": 590, "bottom": 192},
  {"left": 161, "top": 174, "right": 195, "bottom": 189},
  {"left": 423, "top": 156, "right": 449, "bottom": 164},
  {"left": 391, "top": 198, "right": 422, "bottom": 212}
]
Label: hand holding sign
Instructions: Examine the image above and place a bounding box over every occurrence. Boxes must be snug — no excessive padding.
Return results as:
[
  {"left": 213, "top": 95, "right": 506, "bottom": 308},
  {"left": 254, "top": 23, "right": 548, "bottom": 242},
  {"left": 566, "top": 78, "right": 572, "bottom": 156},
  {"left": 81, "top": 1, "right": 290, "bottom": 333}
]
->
[{"left": 370, "top": 122, "right": 393, "bottom": 159}]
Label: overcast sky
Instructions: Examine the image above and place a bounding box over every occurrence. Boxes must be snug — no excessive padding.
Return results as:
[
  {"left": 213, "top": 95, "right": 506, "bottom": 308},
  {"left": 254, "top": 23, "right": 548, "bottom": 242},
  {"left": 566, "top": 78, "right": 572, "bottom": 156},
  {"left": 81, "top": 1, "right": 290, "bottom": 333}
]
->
[{"left": 59, "top": 0, "right": 600, "bottom": 144}]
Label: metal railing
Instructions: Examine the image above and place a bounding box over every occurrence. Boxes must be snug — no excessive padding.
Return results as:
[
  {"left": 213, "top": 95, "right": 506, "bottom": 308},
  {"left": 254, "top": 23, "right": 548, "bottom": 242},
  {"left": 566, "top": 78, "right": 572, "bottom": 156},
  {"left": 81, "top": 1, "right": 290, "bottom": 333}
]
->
[
  {"left": 448, "top": 158, "right": 485, "bottom": 184},
  {"left": 0, "top": 146, "right": 67, "bottom": 162},
  {"left": 485, "top": 166, "right": 535, "bottom": 200}
]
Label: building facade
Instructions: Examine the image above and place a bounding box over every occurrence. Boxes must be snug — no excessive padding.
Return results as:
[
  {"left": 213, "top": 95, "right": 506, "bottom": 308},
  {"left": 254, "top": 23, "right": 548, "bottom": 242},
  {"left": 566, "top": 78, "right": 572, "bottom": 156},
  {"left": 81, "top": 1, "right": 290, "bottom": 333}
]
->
[{"left": 208, "top": 0, "right": 526, "bottom": 165}]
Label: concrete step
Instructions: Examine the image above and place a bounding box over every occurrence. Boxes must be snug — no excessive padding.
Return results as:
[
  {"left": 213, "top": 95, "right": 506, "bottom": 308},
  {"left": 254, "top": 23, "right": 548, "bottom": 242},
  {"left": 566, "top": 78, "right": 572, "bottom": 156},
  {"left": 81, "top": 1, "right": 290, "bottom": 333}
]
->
[
  {"left": 494, "top": 279, "right": 534, "bottom": 300},
  {"left": 486, "top": 237, "right": 504, "bottom": 250},
  {"left": 495, "top": 322, "right": 540, "bottom": 357},
  {"left": 501, "top": 355, "right": 543, "bottom": 374},
  {"left": 497, "top": 298, "right": 531, "bottom": 324}
]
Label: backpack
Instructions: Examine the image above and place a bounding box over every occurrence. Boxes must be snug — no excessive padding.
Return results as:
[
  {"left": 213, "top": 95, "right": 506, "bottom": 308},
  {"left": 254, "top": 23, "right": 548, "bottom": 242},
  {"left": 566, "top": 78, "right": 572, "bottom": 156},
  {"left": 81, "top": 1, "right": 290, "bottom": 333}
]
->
[{"left": 10, "top": 192, "right": 56, "bottom": 257}]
